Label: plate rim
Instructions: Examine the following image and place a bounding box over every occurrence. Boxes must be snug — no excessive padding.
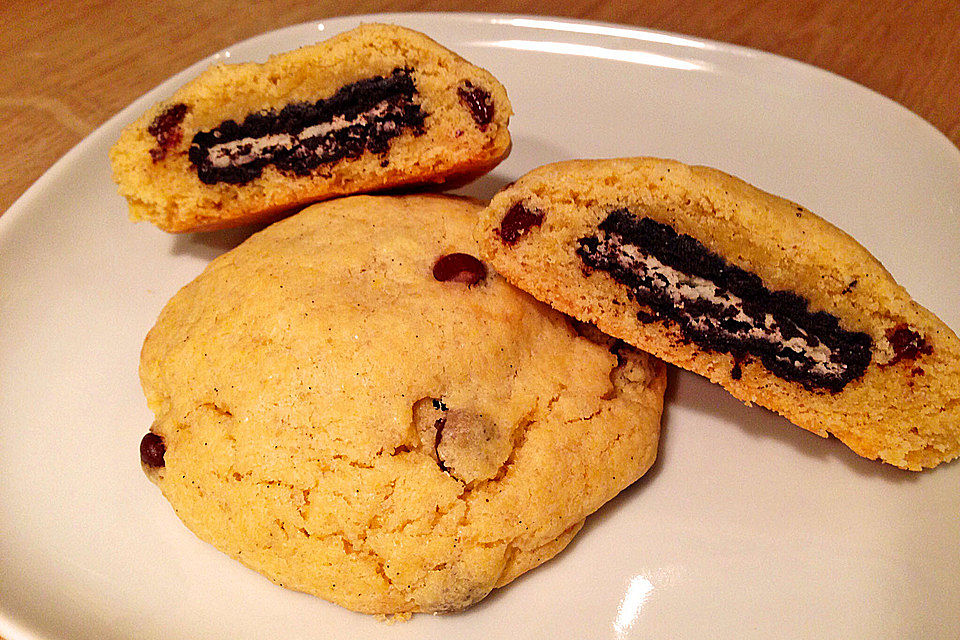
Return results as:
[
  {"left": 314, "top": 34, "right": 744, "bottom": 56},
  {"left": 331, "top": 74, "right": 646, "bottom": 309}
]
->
[{"left": 2, "top": 11, "right": 959, "bottom": 640}]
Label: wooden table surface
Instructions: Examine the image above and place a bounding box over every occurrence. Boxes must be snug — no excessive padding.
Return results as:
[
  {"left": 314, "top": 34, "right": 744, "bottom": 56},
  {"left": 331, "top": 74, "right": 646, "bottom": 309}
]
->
[{"left": 2, "top": 0, "right": 958, "bottom": 217}]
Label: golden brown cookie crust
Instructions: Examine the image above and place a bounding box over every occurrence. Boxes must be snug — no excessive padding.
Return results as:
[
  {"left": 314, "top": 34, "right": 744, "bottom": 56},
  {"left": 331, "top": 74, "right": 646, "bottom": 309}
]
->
[
  {"left": 476, "top": 157, "right": 960, "bottom": 470},
  {"left": 140, "top": 194, "right": 665, "bottom": 614},
  {"left": 111, "top": 24, "right": 512, "bottom": 232}
]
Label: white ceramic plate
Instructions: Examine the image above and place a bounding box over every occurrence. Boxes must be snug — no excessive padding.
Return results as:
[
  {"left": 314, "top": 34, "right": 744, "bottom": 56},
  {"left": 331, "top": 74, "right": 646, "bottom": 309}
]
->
[{"left": 2, "top": 13, "right": 958, "bottom": 640}]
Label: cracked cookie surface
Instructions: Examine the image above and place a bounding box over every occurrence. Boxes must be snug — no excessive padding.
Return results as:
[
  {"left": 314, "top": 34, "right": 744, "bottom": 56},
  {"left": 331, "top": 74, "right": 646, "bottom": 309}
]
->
[{"left": 139, "top": 194, "right": 665, "bottom": 614}]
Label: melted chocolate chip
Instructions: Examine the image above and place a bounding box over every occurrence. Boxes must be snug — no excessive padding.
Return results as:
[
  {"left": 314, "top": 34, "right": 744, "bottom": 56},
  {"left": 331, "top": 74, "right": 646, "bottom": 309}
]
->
[
  {"left": 433, "top": 253, "right": 487, "bottom": 285},
  {"left": 457, "top": 80, "right": 494, "bottom": 130},
  {"left": 884, "top": 324, "right": 932, "bottom": 366},
  {"left": 140, "top": 432, "right": 166, "bottom": 468},
  {"left": 497, "top": 202, "right": 544, "bottom": 245},
  {"left": 577, "top": 211, "right": 872, "bottom": 392},
  {"left": 147, "top": 103, "right": 188, "bottom": 162},
  {"left": 188, "top": 68, "right": 426, "bottom": 185}
]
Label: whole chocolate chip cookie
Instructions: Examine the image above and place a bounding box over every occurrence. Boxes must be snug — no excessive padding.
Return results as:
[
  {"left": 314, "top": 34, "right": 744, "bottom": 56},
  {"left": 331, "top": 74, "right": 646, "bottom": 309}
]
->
[{"left": 139, "top": 194, "right": 665, "bottom": 614}]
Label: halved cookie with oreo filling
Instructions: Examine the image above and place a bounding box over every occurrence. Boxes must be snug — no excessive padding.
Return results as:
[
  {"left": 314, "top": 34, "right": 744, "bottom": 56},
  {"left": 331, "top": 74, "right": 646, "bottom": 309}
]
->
[
  {"left": 477, "top": 157, "right": 960, "bottom": 470},
  {"left": 111, "top": 24, "right": 512, "bottom": 232}
]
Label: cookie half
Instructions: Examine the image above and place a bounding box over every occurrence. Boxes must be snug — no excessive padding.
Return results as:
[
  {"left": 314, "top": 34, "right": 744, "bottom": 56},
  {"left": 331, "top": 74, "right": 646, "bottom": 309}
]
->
[
  {"left": 476, "top": 157, "right": 960, "bottom": 470},
  {"left": 138, "top": 194, "right": 665, "bottom": 613},
  {"left": 111, "top": 24, "right": 512, "bottom": 232}
]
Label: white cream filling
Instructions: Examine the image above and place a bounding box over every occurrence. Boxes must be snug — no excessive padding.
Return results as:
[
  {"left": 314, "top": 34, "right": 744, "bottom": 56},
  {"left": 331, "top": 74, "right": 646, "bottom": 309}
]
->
[
  {"left": 615, "top": 242, "right": 845, "bottom": 377},
  {"left": 204, "top": 99, "right": 397, "bottom": 169}
]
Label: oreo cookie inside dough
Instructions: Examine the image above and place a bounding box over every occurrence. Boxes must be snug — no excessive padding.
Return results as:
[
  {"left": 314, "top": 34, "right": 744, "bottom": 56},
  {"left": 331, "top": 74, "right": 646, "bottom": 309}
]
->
[
  {"left": 111, "top": 24, "right": 512, "bottom": 232},
  {"left": 188, "top": 67, "right": 427, "bottom": 185},
  {"left": 138, "top": 194, "right": 665, "bottom": 614},
  {"left": 577, "top": 211, "right": 872, "bottom": 392},
  {"left": 477, "top": 157, "right": 960, "bottom": 470}
]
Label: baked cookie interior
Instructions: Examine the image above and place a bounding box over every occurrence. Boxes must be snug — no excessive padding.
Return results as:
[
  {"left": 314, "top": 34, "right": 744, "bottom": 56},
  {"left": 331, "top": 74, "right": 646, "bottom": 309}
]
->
[
  {"left": 477, "top": 157, "right": 960, "bottom": 470},
  {"left": 111, "top": 24, "right": 512, "bottom": 232}
]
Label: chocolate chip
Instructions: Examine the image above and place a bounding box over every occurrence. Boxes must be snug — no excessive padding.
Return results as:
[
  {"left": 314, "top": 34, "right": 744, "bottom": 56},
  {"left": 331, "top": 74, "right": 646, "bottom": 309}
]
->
[
  {"left": 884, "top": 324, "right": 932, "bottom": 367},
  {"left": 140, "top": 432, "right": 166, "bottom": 468},
  {"left": 457, "top": 80, "right": 494, "bottom": 129},
  {"left": 433, "top": 253, "right": 487, "bottom": 285},
  {"left": 497, "top": 202, "right": 544, "bottom": 245},
  {"left": 147, "top": 103, "right": 188, "bottom": 162}
]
